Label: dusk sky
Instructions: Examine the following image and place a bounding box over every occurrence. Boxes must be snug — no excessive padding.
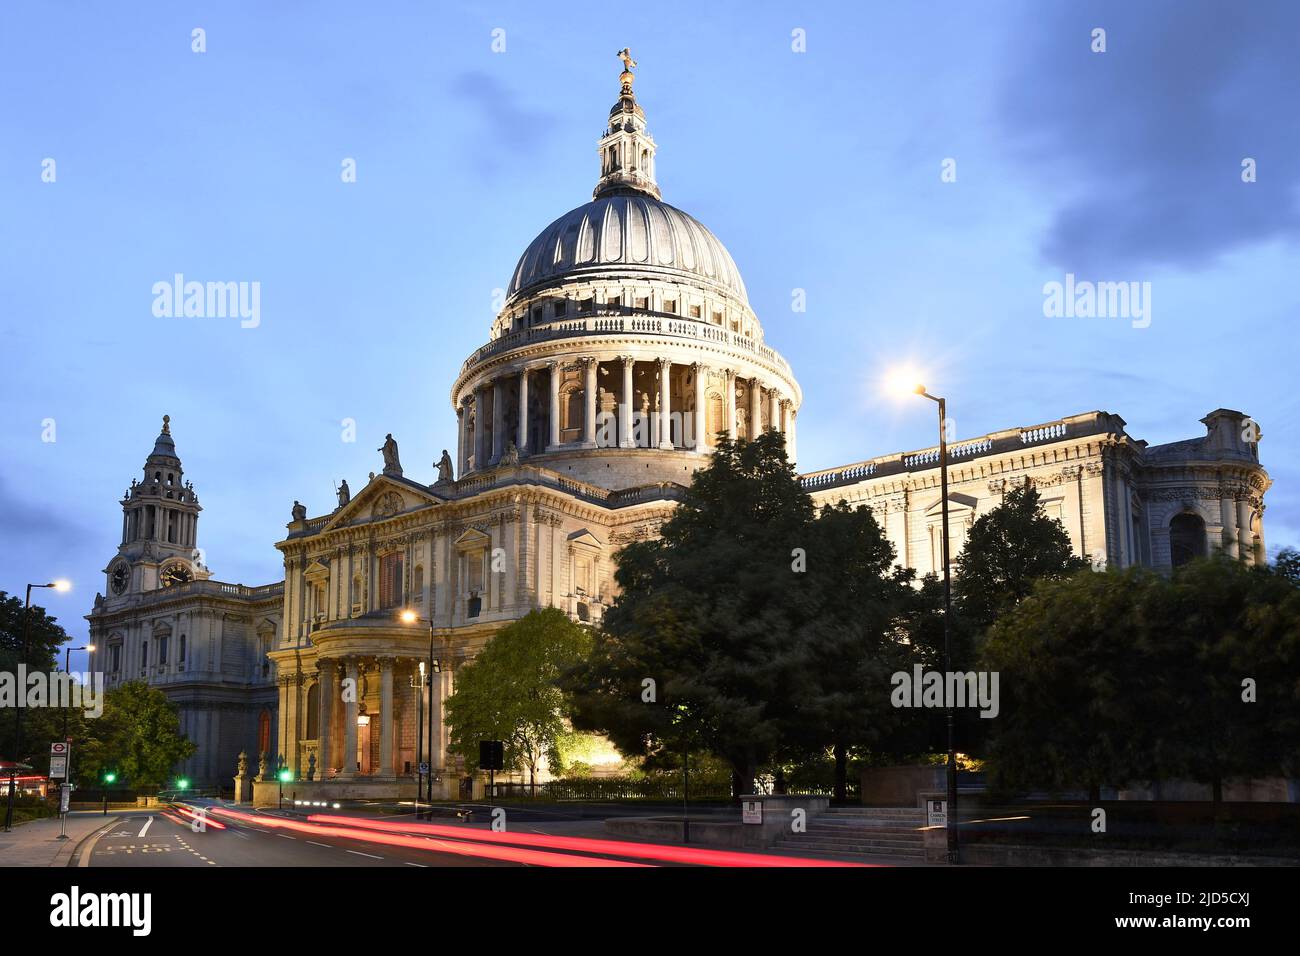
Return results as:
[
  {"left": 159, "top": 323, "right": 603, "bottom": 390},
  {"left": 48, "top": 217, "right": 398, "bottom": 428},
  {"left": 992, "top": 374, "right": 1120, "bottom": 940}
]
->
[{"left": 3, "top": 0, "right": 1297, "bottom": 660}]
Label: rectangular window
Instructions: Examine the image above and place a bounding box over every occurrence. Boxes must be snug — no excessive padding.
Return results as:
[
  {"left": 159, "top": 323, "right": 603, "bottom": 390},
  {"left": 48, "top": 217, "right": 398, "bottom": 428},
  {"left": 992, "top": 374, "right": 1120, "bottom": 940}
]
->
[
  {"left": 141, "top": 640, "right": 148, "bottom": 673},
  {"left": 713, "top": 311, "right": 724, "bottom": 325},
  {"left": 158, "top": 636, "right": 169, "bottom": 665},
  {"left": 664, "top": 299, "right": 677, "bottom": 314},
  {"left": 607, "top": 296, "right": 621, "bottom": 309},
  {"left": 580, "top": 298, "right": 594, "bottom": 314},
  {"left": 110, "top": 645, "right": 121, "bottom": 672},
  {"left": 467, "top": 551, "right": 485, "bottom": 593},
  {"left": 689, "top": 304, "right": 702, "bottom": 319},
  {"left": 635, "top": 296, "right": 649, "bottom": 310},
  {"left": 379, "top": 552, "right": 403, "bottom": 610},
  {"left": 532, "top": 306, "right": 542, "bottom": 324},
  {"left": 553, "top": 300, "right": 567, "bottom": 318}
]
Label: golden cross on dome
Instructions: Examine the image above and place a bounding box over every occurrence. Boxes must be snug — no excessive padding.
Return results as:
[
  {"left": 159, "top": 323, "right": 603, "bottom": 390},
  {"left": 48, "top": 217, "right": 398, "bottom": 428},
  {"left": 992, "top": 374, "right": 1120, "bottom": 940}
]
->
[{"left": 617, "top": 48, "right": 637, "bottom": 72}]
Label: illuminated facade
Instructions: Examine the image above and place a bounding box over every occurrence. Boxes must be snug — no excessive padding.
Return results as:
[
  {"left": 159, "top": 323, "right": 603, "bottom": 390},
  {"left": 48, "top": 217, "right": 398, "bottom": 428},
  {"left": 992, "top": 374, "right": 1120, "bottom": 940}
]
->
[{"left": 86, "top": 59, "right": 1270, "bottom": 800}]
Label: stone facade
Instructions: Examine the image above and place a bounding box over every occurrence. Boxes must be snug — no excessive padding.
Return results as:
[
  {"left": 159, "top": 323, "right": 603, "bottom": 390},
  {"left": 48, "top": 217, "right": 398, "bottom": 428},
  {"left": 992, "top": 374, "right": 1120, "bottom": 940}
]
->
[
  {"left": 86, "top": 418, "right": 283, "bottom": 788},
  {"left": 83, "top": 60, "right": 1271, "bottom": 800},
  {"left": 803, "top": 408, "right": 1269, "bottom": 574}
]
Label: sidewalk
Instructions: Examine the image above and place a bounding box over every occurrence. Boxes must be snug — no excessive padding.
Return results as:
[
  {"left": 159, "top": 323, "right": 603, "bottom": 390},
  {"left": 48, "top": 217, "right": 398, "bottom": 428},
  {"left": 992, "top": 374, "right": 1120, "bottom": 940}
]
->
[{"left": 0, "top": 812, "right": 120, "bottom": 867}]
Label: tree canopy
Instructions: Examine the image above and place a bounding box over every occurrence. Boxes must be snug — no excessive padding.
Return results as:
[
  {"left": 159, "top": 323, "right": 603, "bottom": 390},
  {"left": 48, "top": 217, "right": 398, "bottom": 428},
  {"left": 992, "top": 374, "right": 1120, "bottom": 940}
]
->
[
  {"left": 446, "top": 607, "right": 592, "bottom": 791},
  {"left": 954, "top": 482, "right": 1089, "bottom": 629}
]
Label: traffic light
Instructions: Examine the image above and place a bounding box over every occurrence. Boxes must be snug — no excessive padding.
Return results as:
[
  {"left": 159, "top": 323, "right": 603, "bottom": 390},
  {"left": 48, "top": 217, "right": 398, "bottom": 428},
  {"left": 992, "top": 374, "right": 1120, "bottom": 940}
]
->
[
  {"left": 102, "top": 772, "right": 117, "bottom": 785},
  {"left": 176, "top": 777, "right": 190, "bottom": 790},
  {"left": 278, "top": 769, "right": 293, "bottom": 784},
  {"left": 479, "top": 740, "right": 505, "bottom": 771}
]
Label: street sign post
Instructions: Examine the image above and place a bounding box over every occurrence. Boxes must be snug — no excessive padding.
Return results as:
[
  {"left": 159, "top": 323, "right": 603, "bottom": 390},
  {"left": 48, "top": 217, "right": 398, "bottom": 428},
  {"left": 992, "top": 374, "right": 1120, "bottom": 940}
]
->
[
  {"left": 48, "top": 756, "right": 68, "bottom": 780},
  {"left": 927, "top": 798, "right": 948, "bottom": 828}
]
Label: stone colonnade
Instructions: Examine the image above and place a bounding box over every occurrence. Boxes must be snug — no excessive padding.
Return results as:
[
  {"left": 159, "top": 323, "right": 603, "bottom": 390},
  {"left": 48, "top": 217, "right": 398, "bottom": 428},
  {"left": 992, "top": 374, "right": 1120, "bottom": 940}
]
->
[{"left": 458, "top": 356, "right": 796, "bottom": 473}]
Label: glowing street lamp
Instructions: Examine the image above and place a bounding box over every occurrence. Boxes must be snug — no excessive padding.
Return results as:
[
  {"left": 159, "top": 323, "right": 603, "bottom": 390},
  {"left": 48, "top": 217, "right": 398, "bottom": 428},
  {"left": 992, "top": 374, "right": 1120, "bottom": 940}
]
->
[
  {"left": 899, "top": 374, "right": 960, "bottom": 865},
  {"left": 400, "top": 609, "right": 442, "bottom": 815}
]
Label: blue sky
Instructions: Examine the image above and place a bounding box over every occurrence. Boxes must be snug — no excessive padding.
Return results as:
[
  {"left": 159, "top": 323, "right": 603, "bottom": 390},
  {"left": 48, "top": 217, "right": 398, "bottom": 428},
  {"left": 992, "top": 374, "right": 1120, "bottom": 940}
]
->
[{"left": 2, "top": 1, "right": 1298, "bottom": 659}]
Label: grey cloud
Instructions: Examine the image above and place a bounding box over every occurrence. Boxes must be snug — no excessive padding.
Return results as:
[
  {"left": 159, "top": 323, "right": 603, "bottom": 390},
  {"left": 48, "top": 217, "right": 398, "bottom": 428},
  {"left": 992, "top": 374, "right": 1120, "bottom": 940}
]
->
[{"left": 1000, "top": 0, "right": 1300, "bottom": 272}]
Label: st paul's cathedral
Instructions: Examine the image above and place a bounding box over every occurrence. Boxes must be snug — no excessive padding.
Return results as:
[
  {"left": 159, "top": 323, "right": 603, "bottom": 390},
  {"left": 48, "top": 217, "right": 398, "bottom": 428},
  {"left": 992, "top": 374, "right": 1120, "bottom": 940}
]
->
[{"left": 87, "top": 57, "right": 1271, "bottom": 800}]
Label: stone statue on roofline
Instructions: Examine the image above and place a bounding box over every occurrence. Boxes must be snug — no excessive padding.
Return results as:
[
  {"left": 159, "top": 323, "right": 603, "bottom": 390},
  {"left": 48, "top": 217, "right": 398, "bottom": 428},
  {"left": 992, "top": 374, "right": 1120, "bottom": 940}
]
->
[{"left": 379, "top": 434, "right": 403, "bottom": 477}]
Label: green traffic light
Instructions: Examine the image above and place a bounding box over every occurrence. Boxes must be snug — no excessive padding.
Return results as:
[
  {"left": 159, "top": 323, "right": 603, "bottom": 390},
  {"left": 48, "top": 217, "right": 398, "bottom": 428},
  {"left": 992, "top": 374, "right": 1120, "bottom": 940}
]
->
[
  {"left": 103, "top": 772, "right": 117, "bottom": 784},
  {"left": 176, "top": 777, "right": 190, "bottom": 790},
  {"left": 278, "top": 769, "right": 293, "bottom": 783}
]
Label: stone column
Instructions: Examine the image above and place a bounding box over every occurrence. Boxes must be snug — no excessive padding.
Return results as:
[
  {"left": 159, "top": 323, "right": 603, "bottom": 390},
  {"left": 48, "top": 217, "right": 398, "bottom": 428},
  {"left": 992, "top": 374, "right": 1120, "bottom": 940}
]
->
[
  {"left": 619, "top": 357, "right": 635, "bottom": 448},
  {"left": 1219, "top": 496, "right": 1236, "bottom": 558},
  {"left": 491, "top": 377, "right": 506, "bottom": 463},
  {"left": 692, "top": 362, "right": 708, "bottom": 451},
  {"left": 456, "top": 404, "right": 465, "bottom": 476},
  {"left": 472, "top": 387, "right": 485, "bottom": 471},
  {"left": 339, "top": 657, "right": 358, "bottom": 779},
  {"left": 517, "top": 368, "right": 530, "bottom": 454},
  {"left": 658, "top": 359, "right": 673, "bottom": 449},
  {"left": 318, "top": 659, "right": 335, "bottom": 776},
  {"left": 548, "top": 362, "right": 561, "bottom": 450},
  {"left": 725, "top": 370, "right": 737, "bottom": 440},
  {"left": 768, "top": 389, "right": 779, "bottom": 434},
  {"left": 379, "top": 657, "right": 394, "bottom": 779},
  {"left": 750, "top": 379, "right": 763, "bottom": 437},
  {"left": 1237, "top": 498, "right": 1254, "bottom": 563},
  {"left": 788, "top": 409, "right": 797, "bottom": 463},
  {"left": 582, "top": 357, "right": 598, "bottom": 447}
]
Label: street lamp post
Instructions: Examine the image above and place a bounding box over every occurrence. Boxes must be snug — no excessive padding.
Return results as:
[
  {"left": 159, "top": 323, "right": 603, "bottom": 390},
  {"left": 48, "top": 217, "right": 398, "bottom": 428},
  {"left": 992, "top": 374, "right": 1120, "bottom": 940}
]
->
[
  {"left": 56, "top": 643, "right": 93, "bottom": 840},
  {"left": 401, "top": 609, "right": 442, "bottom": 817},
  {"left": 4, "top": 580, "right": 70, "bottom": 833},
  {"left": 913, "top": 384, "right": 960, "bottom": 864}
]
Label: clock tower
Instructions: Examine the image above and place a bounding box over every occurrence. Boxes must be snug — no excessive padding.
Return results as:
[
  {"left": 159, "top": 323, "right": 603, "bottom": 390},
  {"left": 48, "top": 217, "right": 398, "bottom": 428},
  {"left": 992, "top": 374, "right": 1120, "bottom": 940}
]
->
[{"left": 105, "top": 415, "right": 211, "bottom": 598}]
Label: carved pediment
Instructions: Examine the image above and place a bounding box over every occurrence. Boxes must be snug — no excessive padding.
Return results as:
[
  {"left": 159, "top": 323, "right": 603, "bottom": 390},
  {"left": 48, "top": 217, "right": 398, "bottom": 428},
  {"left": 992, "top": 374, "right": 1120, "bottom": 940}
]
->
[
  {"left": 568, "top": 528, "right": 603, "bottom": 550},
  {"left": 314, "top": 475, "right": 441, "bottom": 536},
  {"left": 454, "top": 527, "right": 492, "bottom": 551},
  {"left": 925, "top": 493, "right": 978, "bottom": 516}
]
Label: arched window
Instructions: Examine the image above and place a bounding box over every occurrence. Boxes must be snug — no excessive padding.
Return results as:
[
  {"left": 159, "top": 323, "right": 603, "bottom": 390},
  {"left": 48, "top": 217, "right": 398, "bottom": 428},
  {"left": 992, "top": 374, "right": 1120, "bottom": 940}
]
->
[
  {"left": 1169, "top": 513, "right": 1207, "bottom": 567},
  {"left": 305, "top": 683, "right": 320, "bottom": 740}
]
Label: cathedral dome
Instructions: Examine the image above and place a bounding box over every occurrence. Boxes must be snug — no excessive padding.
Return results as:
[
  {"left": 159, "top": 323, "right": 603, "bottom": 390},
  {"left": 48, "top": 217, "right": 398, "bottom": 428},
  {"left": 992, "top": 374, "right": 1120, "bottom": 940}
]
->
[{"left": 505, "top": 195, "right": 749, "bottom": 304}]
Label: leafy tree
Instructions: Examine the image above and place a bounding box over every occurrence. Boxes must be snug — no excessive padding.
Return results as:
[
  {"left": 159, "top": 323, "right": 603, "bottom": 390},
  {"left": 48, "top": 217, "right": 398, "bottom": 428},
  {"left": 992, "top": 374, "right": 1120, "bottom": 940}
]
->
[
  {"left": 954, "top": 483, "right": 1089, "bottom": 630},
  {"left": 1153, "top": 557, "right": 1300, "bottom": 803},
  {"left": 446, "top": 607, "right": 592, "bottom": 794},
  {"left": 60, "top": 681, "right": 196, "bottom": 789},
  {"left": 566, "top": 431, "right": 814, "bottom": 796},
  {"left": 0, "top": 591, "right": 70, "bottom": 767},
  {"left": 980, "top": 567, "right": 1164, "bottom": 800},
  {"left": 981, "top": 557, "right": 1300, "bottom": 803},
  {"left": 792, "top": 501, "right": 916, "bottom": 801}
]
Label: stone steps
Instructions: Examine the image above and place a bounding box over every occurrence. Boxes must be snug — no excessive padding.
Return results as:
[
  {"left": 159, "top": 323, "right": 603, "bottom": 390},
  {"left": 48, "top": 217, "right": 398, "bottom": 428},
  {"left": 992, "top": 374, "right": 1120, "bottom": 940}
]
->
[{"left": 771, "top": 806, "right": 931, "bottom": 862}]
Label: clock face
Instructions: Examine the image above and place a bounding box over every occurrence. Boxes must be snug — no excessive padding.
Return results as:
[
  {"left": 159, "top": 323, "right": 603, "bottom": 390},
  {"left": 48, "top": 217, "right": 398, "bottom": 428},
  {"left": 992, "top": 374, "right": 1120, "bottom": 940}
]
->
[
  {"left": 110, "top": 563, "right": 130, "bottom": 595},
  {"left": 161, "top": 564, "right": 192, "bottom": 588}
]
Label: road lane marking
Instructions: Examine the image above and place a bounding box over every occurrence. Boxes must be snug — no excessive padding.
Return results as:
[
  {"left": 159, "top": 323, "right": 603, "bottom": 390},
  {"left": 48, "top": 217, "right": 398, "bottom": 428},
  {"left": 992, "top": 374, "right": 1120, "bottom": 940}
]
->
[
  {"left": 405, "top": 862, "right": 428, "bottom": 867},
  {"left": 138, "top": 816, "right": 153, "bottom": 837},
  {"left": 306, "top": 841, "right": 334, "bottom": 848},
  {"left": 346, "top": 850, "right": 382, "bottom": 859},
  {"left": 277, "top": 833, "right": 296, "bottom": 840}
]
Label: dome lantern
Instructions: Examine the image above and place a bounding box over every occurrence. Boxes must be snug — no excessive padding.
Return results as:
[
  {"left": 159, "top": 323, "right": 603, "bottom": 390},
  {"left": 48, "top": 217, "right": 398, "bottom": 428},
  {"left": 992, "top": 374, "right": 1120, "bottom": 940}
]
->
[{"left": 593, "top": 48, "right": 660, "bottom": 201}]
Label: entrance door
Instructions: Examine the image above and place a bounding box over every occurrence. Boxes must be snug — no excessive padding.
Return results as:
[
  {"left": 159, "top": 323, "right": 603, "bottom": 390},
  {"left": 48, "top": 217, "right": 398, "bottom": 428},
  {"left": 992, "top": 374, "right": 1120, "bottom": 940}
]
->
[{"left": 357, "top": 718, "right": 372, "bottom": 774}]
